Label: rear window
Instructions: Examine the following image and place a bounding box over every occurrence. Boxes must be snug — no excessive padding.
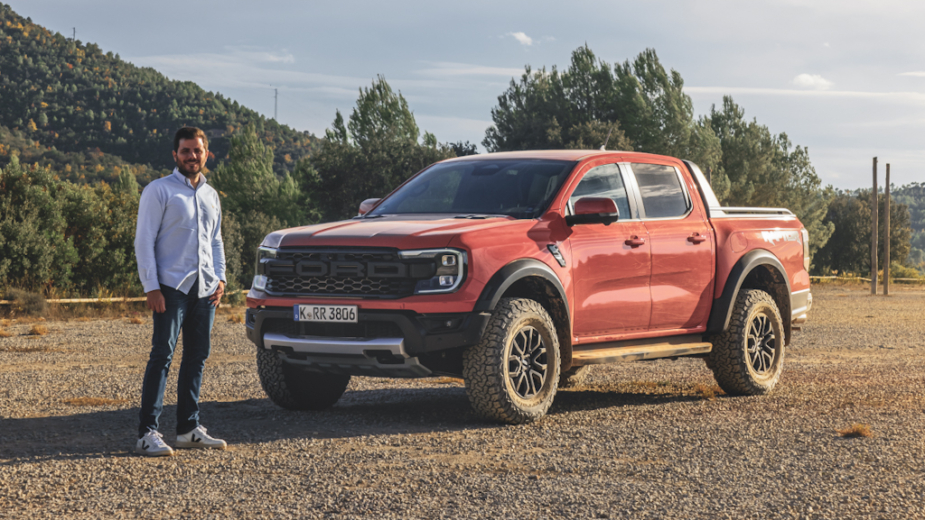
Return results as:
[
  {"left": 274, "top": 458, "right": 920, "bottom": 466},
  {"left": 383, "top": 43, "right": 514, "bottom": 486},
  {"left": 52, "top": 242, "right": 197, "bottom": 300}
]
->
[
  {"left": 631, "top": 163, "right": 690, "bottom": 218},
  {"left": 369, "top": 159, "right": 575, "bottom": 219}
]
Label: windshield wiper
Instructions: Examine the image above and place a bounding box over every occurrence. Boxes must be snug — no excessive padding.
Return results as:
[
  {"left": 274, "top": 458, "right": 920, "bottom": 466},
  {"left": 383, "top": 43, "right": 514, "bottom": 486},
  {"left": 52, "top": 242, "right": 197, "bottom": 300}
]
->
[{"left": 454, "top": 214, "right": 494, "bottom": 219}]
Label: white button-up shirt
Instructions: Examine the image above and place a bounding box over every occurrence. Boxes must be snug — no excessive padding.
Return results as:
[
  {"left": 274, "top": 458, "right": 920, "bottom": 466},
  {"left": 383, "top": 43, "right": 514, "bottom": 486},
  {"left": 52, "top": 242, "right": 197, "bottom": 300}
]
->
[{"left": 135, "top": 169, "right": 226, "bottom": 297}]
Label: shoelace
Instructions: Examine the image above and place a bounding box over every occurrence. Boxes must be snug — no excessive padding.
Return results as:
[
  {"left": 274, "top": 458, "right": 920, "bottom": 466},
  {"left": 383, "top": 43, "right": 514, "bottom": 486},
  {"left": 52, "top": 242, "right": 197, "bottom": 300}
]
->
[{"left": 145, "top": 431, "right": 169, "bottom": 448}]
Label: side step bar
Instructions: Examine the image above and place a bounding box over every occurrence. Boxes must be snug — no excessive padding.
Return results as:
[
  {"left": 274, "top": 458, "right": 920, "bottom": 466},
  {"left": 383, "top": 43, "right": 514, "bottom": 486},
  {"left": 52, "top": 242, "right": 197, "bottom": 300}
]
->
[{"left": 572, "top": 334, "right": 712, "bottom": 366}]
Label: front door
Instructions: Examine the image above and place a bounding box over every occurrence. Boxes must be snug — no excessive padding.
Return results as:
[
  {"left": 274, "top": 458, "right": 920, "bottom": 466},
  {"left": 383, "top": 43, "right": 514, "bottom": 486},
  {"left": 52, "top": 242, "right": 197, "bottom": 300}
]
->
[{"left": 567, "top": 163, "right": 651, "bottom": 339}]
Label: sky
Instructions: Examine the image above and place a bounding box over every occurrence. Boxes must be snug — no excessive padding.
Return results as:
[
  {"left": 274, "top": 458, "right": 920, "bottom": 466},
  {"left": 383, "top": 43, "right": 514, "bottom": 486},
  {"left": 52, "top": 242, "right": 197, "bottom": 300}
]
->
[{"left": 10, "top": 0, "right": 925, "bottom": 190}]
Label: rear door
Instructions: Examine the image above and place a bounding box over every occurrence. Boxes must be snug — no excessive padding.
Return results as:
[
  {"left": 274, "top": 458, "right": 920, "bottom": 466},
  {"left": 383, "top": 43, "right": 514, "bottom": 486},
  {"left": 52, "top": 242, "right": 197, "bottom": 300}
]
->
[
  {"left": 567, "top": 162, "right": 651, "bottom": 338},
  {"left": 626, "top": 161, "right": 714, "bottom": 332}
]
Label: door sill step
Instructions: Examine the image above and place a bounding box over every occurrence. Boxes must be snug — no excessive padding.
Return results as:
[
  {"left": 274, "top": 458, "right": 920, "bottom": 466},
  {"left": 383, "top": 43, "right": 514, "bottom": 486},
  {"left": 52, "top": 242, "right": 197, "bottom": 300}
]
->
[{"left": 572, "top": 335, "right": 712, "bottom": 365}]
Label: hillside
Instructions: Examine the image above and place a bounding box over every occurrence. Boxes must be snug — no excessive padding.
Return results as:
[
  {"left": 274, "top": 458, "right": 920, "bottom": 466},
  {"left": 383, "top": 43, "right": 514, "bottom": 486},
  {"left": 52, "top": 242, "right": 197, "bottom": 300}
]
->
[{"left": 0, "top": 4, "right": 319, "bottom": 182}]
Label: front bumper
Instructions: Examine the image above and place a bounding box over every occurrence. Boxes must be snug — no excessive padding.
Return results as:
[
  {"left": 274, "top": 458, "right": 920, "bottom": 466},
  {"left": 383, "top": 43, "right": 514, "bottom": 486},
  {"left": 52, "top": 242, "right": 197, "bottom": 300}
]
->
[{"left": 245, "top": 306, "right": 490, "bottom": 377}]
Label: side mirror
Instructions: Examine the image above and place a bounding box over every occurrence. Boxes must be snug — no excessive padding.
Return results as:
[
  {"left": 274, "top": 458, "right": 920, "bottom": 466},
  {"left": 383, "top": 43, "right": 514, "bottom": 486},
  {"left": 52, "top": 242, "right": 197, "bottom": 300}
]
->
[
  {"left": 565, "top": 197, "right": 620, "bottom": 226},
  {"left": 358, "top": 198, "right": 382, "bottom": 216}
]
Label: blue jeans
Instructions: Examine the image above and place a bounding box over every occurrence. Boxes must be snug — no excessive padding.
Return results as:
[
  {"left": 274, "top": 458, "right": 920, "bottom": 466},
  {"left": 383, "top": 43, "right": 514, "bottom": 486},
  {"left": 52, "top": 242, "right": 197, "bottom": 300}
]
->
[{"left": 138, "top": 279, "right": 216, "bottom": 437}]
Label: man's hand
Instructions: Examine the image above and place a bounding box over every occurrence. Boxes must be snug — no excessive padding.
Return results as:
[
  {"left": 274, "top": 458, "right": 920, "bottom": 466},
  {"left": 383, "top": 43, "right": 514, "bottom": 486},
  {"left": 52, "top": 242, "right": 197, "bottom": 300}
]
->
[
  {"left": 209, "top": 281, "right": 225, "bottom": 307},
  {"left": 146, "top": 289, "right": 166, "bottom": 313}
]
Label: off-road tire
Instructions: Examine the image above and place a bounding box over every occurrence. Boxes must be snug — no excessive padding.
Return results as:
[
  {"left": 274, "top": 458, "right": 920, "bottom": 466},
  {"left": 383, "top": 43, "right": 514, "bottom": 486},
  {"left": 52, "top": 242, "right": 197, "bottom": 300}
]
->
[
  {"left": 256, "top": 347, "right": 350, "bottom": 410},
  {"left": 462, "top": 298, "right": 560, "bottom": 424},
  {"left": 708, "top": 289, "right": 784, "bottom": 396},
  {"left": 558, "top": 365, "right": 592, "bottom": 389}
]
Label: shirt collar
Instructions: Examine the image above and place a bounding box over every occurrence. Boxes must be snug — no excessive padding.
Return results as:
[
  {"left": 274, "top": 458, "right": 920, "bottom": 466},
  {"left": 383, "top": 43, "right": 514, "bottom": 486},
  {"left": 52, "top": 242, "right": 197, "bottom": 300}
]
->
[{"left": 171, "top": 168, "right": 208, "bottom": 189}]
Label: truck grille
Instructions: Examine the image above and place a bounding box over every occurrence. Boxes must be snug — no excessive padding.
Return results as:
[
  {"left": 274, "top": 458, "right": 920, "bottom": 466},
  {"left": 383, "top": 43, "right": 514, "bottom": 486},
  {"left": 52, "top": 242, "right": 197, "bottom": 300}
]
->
[{"left": 264, "top": 248, "right": 423, "bottom": 298}]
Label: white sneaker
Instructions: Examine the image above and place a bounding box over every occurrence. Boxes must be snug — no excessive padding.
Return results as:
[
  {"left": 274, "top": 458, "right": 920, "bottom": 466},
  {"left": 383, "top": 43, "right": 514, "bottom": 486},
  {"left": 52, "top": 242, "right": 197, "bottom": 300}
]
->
[
  {"left": 175, "top": 425, "right": 227, "bottom": 450},
  {"left": 135, "top": 430, "right": 175, "bottom": 457}
]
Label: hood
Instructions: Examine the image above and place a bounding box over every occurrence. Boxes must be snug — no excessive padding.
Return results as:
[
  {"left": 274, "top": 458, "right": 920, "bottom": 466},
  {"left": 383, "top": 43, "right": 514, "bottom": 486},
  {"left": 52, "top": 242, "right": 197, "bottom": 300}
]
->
[{"left": 265, "top": 215, "right": 523, "bottom": 250}]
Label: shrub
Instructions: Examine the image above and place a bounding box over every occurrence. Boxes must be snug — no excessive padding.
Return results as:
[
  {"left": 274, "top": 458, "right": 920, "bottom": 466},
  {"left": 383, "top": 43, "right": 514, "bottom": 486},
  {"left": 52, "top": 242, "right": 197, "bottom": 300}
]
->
[{"left": 4, "top": 288, "right": 46, "bottom": 316}]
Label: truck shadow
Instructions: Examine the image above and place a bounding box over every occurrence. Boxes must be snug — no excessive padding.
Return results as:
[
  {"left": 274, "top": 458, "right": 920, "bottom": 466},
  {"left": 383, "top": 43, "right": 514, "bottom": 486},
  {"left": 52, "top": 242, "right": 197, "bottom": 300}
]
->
[{"left": 0, "top": 386, "right": 707, "bottom": 463}]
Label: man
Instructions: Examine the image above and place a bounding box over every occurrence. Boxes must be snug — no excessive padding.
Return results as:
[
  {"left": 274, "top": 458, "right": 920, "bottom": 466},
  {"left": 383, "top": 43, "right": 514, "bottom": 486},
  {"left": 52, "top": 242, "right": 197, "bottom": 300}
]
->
[{"left": 134, "top": 127, "right": 227, "bottom": 456}]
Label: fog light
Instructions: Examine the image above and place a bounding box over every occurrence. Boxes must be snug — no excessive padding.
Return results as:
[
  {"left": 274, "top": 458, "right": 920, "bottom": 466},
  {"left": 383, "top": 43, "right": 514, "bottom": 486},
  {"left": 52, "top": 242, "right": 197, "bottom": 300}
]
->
[
  {"left": 442, "top": 255, "right": 457, "bottom": 267},
  {"left": 253, "top": 275, "right": 267, "bottom": 291},
  {"left": 439, "top": 276, "right": 454, "bottom": 286}
]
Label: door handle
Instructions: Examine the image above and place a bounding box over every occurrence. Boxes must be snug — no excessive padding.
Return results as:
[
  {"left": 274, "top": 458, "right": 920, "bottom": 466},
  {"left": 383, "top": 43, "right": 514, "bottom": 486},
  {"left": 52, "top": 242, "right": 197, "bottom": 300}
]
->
[
  {"left": 688, "top": 233, "right": 707, "bottom": 244},
  {"left": 625, "top": 236, "right": 646, "bottom": 247}
]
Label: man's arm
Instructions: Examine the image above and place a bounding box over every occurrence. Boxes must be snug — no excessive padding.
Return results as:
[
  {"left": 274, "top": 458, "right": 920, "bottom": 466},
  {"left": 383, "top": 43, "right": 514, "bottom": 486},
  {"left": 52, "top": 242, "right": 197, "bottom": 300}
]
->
[
  {"left": 209, "top": 194, "right": 227, "bottom": 307},
  {"left": 135, "top": 185, "right": 166, "bottom": 313}
]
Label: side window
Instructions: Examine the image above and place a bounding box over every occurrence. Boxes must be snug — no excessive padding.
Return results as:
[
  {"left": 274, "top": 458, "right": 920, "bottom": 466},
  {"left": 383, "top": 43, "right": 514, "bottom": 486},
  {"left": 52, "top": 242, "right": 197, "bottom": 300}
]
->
[
  {"left": 631, "top": 163, "right": 689, "bottom": 218},
  {"left": 569, "top": 164, "right": 631, "bottom": 219}
]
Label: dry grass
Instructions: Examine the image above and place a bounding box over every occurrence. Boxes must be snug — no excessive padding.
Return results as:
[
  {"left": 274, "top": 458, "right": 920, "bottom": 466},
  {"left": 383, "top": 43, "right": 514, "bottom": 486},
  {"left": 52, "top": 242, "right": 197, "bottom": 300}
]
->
[
  {"left": 0, "top": 319, "right": 10, "bottom": 327},
  {"left": 431, "top": 376, "right": 464, "bottom": 385},
  {"left": 128, "top": 316, "right": 144, "bottom": 324},
  {"left": 62, "top": 397, "right": 129, "bottom": 407},
  {"left": 0, "top": 328, "right": 11, "bottom": 338},
  {"left": 228, "top": 314, "right": 244, "bottom": 324},
  {"left": 837, "top": 423, "right": 873, "bottom": 438},
  {"left": 28, "top": 324, "right": 48, "bottom": 336},
  {"left": 693, "top": 383, "right": 725, "bottom": 400}
]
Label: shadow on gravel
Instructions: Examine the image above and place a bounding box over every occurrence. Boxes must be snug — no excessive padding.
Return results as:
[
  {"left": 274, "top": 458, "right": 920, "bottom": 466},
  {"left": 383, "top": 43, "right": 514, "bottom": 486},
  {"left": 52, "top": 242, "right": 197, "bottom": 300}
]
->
[
  {"left": 1, "top": 385, "right": 705, "bottom": 462},
  {"left": 551, "top": 388, "right": 704, "bottom": 414}
]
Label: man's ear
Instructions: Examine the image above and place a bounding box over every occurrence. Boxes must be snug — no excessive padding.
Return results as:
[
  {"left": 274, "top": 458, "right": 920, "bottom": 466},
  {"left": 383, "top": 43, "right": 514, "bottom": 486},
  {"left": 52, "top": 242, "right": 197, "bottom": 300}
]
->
[{"left": 172, "top": 150, "right": 178, "bottom": 161}]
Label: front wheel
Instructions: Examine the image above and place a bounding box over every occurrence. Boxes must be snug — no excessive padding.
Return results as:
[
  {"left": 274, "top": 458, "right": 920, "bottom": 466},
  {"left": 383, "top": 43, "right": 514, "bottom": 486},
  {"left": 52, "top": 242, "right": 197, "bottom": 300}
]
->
[
  {"left": 708, "top": 289, "right": 785, "bottom": 396},
  {"left": 462, "top": 298, "right": 560, "bottom": 424},
  {"left": 256, "top": 347, "right": 351, "bottom": 410}
]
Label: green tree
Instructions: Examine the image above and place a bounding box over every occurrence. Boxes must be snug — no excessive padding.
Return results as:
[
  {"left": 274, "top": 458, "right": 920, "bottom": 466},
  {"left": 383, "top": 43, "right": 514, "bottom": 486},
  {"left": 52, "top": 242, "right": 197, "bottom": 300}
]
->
[
  {"left": 814, "top": 190, "right": 912, "bottom": 275},
  {"left": 709, "top": 97, "right": 835, "bottom": 258},
  {"left": 210, "top": 124, "right": 313, "bottom": 227},
  {"left": 310, "top": 77, "right": 455, "bottom": 221},
  {"left": 0, "top": 156, "right": 78, "bottom": 291},
  {"left": 482, "top": 46, "right": 719, "bottom": 170}
]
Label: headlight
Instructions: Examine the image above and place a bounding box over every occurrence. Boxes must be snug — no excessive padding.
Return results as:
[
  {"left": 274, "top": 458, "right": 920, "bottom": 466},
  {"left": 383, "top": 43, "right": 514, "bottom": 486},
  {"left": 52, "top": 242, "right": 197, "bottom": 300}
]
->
[
  {"left": 399, "top": 248, "right": 467, "bottom": 294},
  {"left": 252, "top": 247, "right": 277, "bottom": 291}
]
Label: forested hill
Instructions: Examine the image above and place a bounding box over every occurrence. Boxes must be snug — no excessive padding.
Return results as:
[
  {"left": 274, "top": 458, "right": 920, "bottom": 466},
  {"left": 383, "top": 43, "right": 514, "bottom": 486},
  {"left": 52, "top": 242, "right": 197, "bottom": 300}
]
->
[
  {"left": 0, "top": 4, "right": 319, "bottom": 184},
  {"left": 892, "top": 183, "right": 925, "bottom": 266}
]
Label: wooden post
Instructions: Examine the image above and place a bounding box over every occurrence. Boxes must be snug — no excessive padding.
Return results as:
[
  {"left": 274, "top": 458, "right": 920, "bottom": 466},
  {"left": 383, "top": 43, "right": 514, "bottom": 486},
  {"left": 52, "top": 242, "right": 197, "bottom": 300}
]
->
[
  {"left": 871, "top": 157, "right": 878, "bottom": 295},
  {"left": 884, "top": 164, "right": 891, "bottom": 296}
]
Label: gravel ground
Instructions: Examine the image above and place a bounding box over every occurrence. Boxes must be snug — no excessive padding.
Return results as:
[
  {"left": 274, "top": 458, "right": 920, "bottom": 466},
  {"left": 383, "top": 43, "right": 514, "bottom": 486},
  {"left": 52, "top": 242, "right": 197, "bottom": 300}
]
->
[{"left": 1, "top": 285, "right": 924, "bottom": 519}]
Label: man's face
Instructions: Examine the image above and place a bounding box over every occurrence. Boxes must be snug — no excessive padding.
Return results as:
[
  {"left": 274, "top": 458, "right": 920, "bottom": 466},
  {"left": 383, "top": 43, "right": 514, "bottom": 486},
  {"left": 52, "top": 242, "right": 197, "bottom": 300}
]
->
[{"left": 173, "top": 137, "right": 208, "bottom": 177}]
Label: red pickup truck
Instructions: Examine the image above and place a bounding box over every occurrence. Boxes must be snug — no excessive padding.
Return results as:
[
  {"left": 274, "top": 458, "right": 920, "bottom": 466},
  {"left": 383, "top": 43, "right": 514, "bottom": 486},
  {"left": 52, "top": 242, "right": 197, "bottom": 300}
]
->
[{"left": 245, "top": 150, "right": 812, "bottom": 424}]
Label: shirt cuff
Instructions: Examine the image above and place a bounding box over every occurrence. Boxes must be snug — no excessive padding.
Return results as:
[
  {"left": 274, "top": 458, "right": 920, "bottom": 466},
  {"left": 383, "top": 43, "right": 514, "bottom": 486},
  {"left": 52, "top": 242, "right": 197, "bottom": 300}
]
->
[{"left": 141, "top": 279, "right": 161, "bottom": 293}]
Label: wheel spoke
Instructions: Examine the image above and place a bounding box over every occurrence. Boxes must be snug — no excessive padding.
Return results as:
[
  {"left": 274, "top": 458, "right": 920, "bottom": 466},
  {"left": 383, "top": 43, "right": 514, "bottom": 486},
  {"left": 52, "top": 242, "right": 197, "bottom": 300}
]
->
[
  {"left": 747, "top": 312, "right": 779, "bottom": 375},
  {"left": 507, "top": 326, "right": 548, "bottom": 400}
]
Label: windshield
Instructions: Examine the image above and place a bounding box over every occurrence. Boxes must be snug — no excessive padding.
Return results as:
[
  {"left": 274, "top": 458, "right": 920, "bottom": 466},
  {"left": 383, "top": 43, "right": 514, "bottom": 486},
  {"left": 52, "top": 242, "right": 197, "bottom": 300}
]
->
[{"left": 368, "top": 159, "right": 575, "bottom": 219}]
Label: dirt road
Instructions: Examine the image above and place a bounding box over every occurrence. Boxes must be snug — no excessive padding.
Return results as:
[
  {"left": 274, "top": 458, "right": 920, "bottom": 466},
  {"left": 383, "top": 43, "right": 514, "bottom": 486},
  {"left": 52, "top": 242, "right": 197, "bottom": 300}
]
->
[{"left": 1, "top": 285, "right": 924, "bottom": 519}]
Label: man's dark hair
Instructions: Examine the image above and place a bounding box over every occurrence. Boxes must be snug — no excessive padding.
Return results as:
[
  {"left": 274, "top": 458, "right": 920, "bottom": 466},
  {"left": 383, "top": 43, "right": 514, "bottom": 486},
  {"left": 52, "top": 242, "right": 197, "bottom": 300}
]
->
[{"left": 173, "top": 127, "right": 208, "bottom": 152}]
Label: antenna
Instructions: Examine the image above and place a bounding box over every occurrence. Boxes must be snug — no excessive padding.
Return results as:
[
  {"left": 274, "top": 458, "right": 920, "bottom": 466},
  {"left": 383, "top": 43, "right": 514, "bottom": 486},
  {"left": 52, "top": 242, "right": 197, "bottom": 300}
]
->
[
  {"left": 599, "top": 126, "right": 613, "bottom": 151},
  {"left": 274, "top": 88, "right": 278, "bottom": 121},
  {"left": 72, "top": 28, "right": 76, "bottom": 41}
]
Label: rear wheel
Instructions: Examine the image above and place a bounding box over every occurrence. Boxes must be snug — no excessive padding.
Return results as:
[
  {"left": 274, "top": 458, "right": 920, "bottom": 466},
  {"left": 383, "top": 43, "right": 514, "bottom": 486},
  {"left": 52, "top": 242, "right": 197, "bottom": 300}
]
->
[
  {"left": 709, "top": 289, "right": 784, "bottom": 395},
  {"left": 256, "top": 347, "right": 351, "bottom": 410},
  {"left": 462, "top": 298, "right": 560, "bottom": 424}
]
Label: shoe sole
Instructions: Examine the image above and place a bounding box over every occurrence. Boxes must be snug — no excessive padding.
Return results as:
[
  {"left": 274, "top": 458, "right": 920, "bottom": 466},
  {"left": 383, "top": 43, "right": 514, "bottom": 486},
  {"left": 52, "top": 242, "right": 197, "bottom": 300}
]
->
[
  {"left": 174, "top": 441, "right": 227, "bottom": 450},
  {"left": 134, "top": 446, "right": 176, "bottom": 457}
]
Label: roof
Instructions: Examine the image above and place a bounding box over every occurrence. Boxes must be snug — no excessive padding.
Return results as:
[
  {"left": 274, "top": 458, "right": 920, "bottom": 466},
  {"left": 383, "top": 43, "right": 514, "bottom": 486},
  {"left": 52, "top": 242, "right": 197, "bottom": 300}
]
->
[{"left": 440, "top": 149, "right": 682, "bottom": 163}]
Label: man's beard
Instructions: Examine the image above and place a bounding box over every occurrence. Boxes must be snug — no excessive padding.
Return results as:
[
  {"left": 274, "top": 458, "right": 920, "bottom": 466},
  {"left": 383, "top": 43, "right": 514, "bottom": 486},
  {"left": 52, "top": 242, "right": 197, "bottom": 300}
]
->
[{"left": 176, "top": 159, "right": 202, "bottom": 177}]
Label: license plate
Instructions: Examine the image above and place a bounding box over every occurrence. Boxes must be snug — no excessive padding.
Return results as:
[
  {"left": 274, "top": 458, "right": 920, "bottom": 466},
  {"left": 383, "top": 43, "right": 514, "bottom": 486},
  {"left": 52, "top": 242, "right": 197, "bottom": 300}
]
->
[{"left": 294, "top": 304, "right": 358, "bottom": 323}]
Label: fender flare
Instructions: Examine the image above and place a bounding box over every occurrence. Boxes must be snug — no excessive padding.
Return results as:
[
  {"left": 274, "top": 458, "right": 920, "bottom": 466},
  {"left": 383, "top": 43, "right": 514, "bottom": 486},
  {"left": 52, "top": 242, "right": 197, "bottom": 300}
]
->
[
  {"left": 707, "top": 249, "right": 791, "bottom": 334},
  {"left": 474, "top": 259, "right": 570, "bottom": 316}
]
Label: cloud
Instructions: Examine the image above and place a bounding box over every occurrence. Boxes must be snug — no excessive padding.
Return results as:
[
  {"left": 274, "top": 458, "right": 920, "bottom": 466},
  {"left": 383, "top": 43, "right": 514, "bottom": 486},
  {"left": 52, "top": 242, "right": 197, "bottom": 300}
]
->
[
  {"left": 507, "top": 32, "right": 533, "bottom": 46},
  {"left": 792, "top": 73, "right": 833, "bottom": 90},
  {"left": 899, "top": 71, "right": 925, "bottom": 77},
  {"left": 685, "top": 86, "right": 925, "bottom": 105},
  {"left": 414, "top": 62, "right": 523, "bottom": 78}
]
